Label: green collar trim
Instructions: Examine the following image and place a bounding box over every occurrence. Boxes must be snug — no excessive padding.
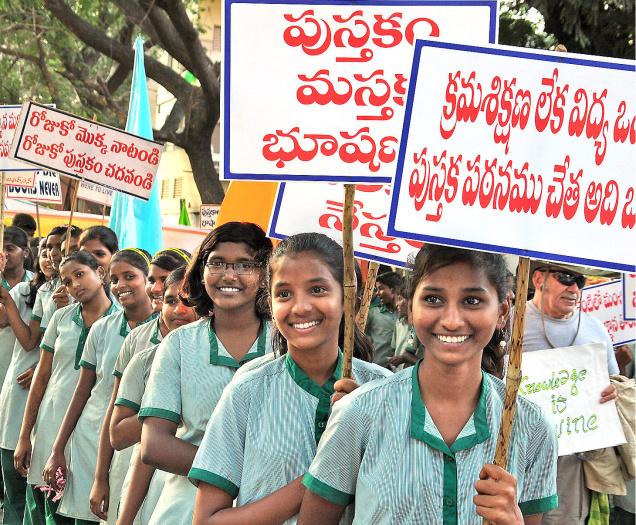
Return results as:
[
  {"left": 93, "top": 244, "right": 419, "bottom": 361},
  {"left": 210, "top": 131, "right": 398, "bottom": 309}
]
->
[
  {"left": 1, "top": 269, "right": 30, "bottom": 290},
  {"left": 72, "top": 301, "right": 118, "bottom": 369},
  {"left": 285, "top": 351, "right": 342, "bottom": 443},
  {"left": 208, "top": 319, "right": 267, "bottom": 368},
  {"left": 120, "top": 310, "right": 158, "bottom": 338},
  {"left": 410, "top": 362, "right": 490, "bottom": 456},
  {"left": 150, "top": 317, "right": 162, "bottom": 345}
]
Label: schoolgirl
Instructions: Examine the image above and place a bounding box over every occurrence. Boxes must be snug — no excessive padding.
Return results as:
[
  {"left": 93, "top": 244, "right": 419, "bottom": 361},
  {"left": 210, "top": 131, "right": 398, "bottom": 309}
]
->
[
  {"left": 0, "top": 233, "right": 48, "bottom": 523},
  {"left": 47, "top": 226, "right": 84, "bottom": 317},
  {"left": 91, "top": 248, "right": 191, "bottom": 524},
  {"left": 78, "top": 226, "right": 119, "bottom": 274},
  {"left": 189, "top": 233, "right": 392, "bottom": 525},
  {"left": 298, "top": 245, "right": 559, "bottom": 524},
  {"left": 139, "top": 222, "right": 273, "bottom": 525},
  {"left": 14, "top": 251, "right": 116, "bottom": 525},
  {"left": 113, "top": 267, "right": 196, "bottom": 524},
  {"left": 43, "top": 248, "right": 155, "bottom": 524}
]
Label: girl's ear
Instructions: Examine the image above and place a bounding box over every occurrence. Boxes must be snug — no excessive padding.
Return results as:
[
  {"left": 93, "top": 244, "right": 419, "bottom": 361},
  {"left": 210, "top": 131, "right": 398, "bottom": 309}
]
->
[
  {"left": 496, "top": 299, "right": 511, "bottom": 330},
  {"left": 97, "top": 266, "right": 106, "bottom": 282}
]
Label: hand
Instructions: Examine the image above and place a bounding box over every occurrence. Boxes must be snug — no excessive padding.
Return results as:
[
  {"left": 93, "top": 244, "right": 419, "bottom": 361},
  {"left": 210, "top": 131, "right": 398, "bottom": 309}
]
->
[
  {"left": 0, "top": 252, "right": 6, "bottom": 273},
  {"left": 0, "top": 284, "right": 13, "bottom": 305},
  {"left": 600, "top": 384, "right": 617, "bottom": 403},
  {"left": 331, "top": 378, "right": 360, "bottom": 405},
  {"left": 89, "top": 477, "right": 110, "bottom": 520},
  {"left": 14, "top": 437, "right": 32, "bottom": 477},
  {"left": 389, "top": 354, "right": 406, "bottom": 367},
  {"left": 614, "top": 345, "right": 633, "bottom": 375},
  {"left": 16, "top": 367, "right": 35, "bottom": 389},
  {"left": 474, "top": 464, "right": 523, "bottom": 525},
  {"left": 52, "top": 286, "right": 71, "bottom": 309},
  {"left": 43, "top": 450, "right": 67, "bottom": 491}
]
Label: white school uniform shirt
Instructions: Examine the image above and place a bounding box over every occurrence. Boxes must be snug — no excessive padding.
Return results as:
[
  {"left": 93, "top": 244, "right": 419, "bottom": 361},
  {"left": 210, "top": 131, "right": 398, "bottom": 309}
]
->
[
  {"left": 28, "top": 301, "right": 118, "bottom": 486},
  {"left": 57, "top": 309, "right": 156, "bottom": 521},
  {"left": 115, "top": 344, "right": 167, "bottom": 525},
  {"left": 31, "top": 278, "right": 56, "bottom": 330},
  {"left": 0, "top": 281, "right": 35, "bottom": 450},
  {"left": 304, "top": 363, "right": 559, "bottom": 524},
  {"left": 189, "top": 352, "right": 392, "bottom": 525},
  {"left": 0, "top": 270, "right": 32, "bottom": 388},
  {"left": 37, "top": 276, "right": 61, "bottom": 333},
  {"left": 139, "top": 318, "right": 272, "bottom": 525}
]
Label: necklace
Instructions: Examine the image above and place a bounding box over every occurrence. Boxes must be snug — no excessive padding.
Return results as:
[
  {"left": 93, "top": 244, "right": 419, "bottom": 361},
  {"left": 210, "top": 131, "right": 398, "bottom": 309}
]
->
[{"left": 539, "top": 293, "right": 582, "bottom": 348}]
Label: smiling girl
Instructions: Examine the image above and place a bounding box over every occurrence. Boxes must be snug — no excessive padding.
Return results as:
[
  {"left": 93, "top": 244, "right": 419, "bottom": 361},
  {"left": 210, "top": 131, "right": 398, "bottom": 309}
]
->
[
  {"left": 189, "top": 233, "right": 391, "bottom": 525},
  {"left": 299, "top": 245, "right": 559, "bottom": 525},
  {"left": 43, "top": 248, "right": 155, "bottom": 524},
  {"left": 14, "top": 251, "right": 116, "bottom": 525},
  {"left": 138, "top": 222, "right": 273, "bottom": 525}
]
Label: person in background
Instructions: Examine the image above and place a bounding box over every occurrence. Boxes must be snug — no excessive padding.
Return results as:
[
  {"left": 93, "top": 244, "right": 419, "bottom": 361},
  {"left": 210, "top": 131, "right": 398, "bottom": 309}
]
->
[
  {"left": 49, "top": 226, "right": 83, "bottom": 313},
  {"left": 388, "top": 283, "right": 424, "bottom": 370},
  {"left": 365, "top": 271, "right": 403, "bottom": 367},
  {"left": 12, "top": 214, "right": 37, "bottom": 271}
]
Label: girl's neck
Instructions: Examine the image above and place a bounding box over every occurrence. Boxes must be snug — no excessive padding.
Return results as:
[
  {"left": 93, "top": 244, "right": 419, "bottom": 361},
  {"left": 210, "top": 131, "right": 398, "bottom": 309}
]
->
[
  {"left": 419, "top": 356, "right": 483, "bottom": 407},
  {"left": 3, "top": 266, "right": 24, "bottom": 283},
  {"left": 213, "top": 303, "right": 260, "bottom": 332},
  {"left": 81, "top": 290, "right": 112, "bottom": 317},
  {"left": 158, "top": 315, "right": 170, "bottom": 338},
  {"left": 288, "top": 340, "right": 340, "bottom": 386},
  {"left": 123, "top": 300, "right": 154, "bottom": 326}
]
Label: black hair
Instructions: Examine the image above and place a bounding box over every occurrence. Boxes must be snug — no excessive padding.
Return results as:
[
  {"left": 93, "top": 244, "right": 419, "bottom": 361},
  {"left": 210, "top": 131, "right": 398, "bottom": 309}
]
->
[
  {"left": 12, "top": 213, "right": 36, "bottom": 234},
  {"left": 267, "top": 233, "right": 374, "bottom": 362},
  {"left": 3, "top": 226, "right": 29, "bottom": 250},
  {"left": 24, "top": 239, "right": 50, "bottom": 307},
  {"left": 377, "top": 271, "right": 403, "bottom": 290},
  {"left": 48, "top": 225, "right": 70, "bottom": 238},
  {"left": 181, "top": 222, "right": 273, "bottom": 318},
  {"left": 59, "top": 250, "right": 109, "bottom": 295},
  {"left": 152, "top": 249, "right": 192, "bottom": 272},
  {"left": 164, "top": 266, "right": 187, "bottom": 294},
  {"left": 109, "top": 248, "right": 151, "bottom": 275},
  {"left": 60, "top": 225, "right": 83, "bottom": 240},
  {"left": 409, "top": 244, "right": 509, "bottom": 378},
  {"left": 79, "top": 226, "right": 118, "bottom": 254}
]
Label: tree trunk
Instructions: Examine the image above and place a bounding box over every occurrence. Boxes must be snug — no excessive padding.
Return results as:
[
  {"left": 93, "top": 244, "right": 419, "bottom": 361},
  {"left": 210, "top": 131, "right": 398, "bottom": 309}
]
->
[{"left": 185, "top": 136, "right": 225, "bottom": 204}]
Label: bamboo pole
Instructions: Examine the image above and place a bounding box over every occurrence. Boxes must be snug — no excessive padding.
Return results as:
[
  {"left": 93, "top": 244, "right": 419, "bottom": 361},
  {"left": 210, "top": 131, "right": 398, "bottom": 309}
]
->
[
  {"left": 0, "top": 171, "right": 6, "bottom": 255},
  {"left": 35, "top": 202, "right": 42, "bottom": 240},
  {"left": 64, "top": 177, "right": 81, "bottom": 256},
  {"left": 341, "top": 184, "right": 356, "bottom": 379},
  {"left": 101, "top": 203, "right": 106, "bottom": 226},
  {"left": 356, "top": 261, "right": 380, "bottom": 331}
]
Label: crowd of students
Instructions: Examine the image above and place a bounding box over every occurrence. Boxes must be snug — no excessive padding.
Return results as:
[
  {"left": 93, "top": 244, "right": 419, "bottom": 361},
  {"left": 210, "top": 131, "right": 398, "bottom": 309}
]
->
[{"left": 0, "top": 216, "right": 630, "bottom": 525}]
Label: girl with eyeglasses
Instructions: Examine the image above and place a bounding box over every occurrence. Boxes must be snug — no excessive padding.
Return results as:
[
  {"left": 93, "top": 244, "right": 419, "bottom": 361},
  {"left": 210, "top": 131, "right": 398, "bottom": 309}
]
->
[
  {"left": 90, "top": 248, "right": 191, "bottom": 525},
  {"left": 138, "top": 222, "right": 273, "bottom": 525},
  {"left": 14, "top": 251, "right": 116, "bottom": 525},
  {"left": 189, "top": 233, "right": 391, "bottom": 525},
  {"left": 42, "top": 248, "right": 155, "bottom": 524}
]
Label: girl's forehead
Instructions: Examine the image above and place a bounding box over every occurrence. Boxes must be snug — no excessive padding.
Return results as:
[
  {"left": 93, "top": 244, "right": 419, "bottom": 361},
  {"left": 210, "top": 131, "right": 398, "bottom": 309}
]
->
[
  {"left": 110, "top": 260, "right": 143, "bottom": 274},
  {"left": 417, "top": 261, "right": 494, "bottom": 288},
  {"left": 60, "top": 261, "right": 88, "bottom": 276},
  {"left": 207, "top": 241, "right": 254, "bottom": 258}
]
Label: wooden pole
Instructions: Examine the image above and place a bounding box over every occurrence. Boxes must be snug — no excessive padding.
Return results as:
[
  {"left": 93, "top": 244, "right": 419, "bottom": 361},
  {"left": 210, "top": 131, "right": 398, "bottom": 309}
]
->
[
  {"left": 35, "top": 202, "right": 42, "bottom": 240},
  {"left": 0, "top": 171, "right": 6, "bottom": 280},
  {"left": 356, "top": 261, "right": 380, "bottom": 331},
  {"left": 101, "top": 203, "right": 106, "bottom": 226},
  {"left": 341, "top": 184, "right": 356, "bottom": 379},
  {"left": 64, "top": 178, "right": 81, "bottom": 256},
  {"left": 483, "top": 256, "right": 531, "bottom": 524}
]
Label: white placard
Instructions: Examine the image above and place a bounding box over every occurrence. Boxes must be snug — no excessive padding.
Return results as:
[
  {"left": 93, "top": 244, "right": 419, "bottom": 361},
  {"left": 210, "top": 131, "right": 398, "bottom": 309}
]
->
[
  {"left": 1, "top": 105, "right": 48, "bottom": 172},
  {"left": 622, "top": 273, "right": 636, "bottom": 321},
  {"left": 10, "top": 102, "right": 163, "bottom": 200},
  {"left": 6, "top": 170, "right": 62, "bottom": 204},
  {"left": 388, "top": 40, "right": 636, "bottom": 273},
  {"left": 581, "top": 280, "right": 636, "bottom": 346},
  {"left": 200, "top": 204, "right": 221, "bottom": 229},
  {"left": 519, "top": 343, "right": 626, "bottom": 456},
  {"left": 269, "top": 182, "right": 422, "bottom": 267},
  {"left": 77, "top": 180, "right": 114, "bottom": 207},
  {"left": 223, "top": 0, "right": 497, "bottom": 183}
]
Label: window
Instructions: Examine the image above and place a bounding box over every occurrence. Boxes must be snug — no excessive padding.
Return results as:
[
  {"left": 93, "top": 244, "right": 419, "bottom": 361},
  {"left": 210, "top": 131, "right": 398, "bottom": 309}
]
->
[
  {"left": 173, "top": 177, "right": 183, "bottom": 198},
  {"left": 161, "top": 179, "right": 171, "bottom": 199}
]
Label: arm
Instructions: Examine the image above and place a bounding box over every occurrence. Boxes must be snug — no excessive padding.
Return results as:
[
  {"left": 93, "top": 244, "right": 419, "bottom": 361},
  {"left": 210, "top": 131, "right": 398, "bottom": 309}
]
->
[
  {"left": 0, "top": 288, "right": 41, "bottom": 351},
  {"left": 13, "top": 349, "right": 54, "bottom": 476},
  {"left": 141, "top": 417, "right": 197, "bottom": 475},
  {"left": 193, "top": 477, "right": 305, "bottom": 525},
  {"left": 116, "top": 447, "right": 156, "bottom": 525},
  {"left": 42, "top": 367, "right": 96, "bottom": 489},
  {"left": 298, "top": 491, "right": 346, "bottom": 525},
  {"left": 111, "top": 404, "right": 142, "bottom": 451}
]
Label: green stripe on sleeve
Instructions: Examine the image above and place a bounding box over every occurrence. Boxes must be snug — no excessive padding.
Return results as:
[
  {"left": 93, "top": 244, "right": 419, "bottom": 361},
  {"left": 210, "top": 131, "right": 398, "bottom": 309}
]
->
[
  {"left": 188, "top": 468, "right": 239, "bottom": 498},
  {"left": 302, "top": 473, "right": 353, "bottom": 506},
  {"left": 519, "top": 494, "right": 559, "bottom": 515},
  {"left": 113, "top": 370, "right": 123, "bottom": 378},
  {"left": 79, "top": 360, "right": 97, "bottom": 371},
  {"left": 31, "top": 314, "right": 42, "bottom": 322},
  {"left": 114, "top": 398, "right": 140, "bottom": 411},
  {"left": 41, "top": 344, "right": 55, "bottom": 353},
  {"left": 138, "top": 407, "right": 181, "bottom": 424}
]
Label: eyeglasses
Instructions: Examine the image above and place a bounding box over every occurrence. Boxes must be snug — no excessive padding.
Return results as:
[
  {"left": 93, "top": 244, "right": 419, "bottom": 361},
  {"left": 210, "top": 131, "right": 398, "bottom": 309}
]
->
[
  {"left": 539, "top": 269, "right": 586, "bottom": 289},
  {"left": 205, "top": 260, "right": 261, "bottom": 275}
]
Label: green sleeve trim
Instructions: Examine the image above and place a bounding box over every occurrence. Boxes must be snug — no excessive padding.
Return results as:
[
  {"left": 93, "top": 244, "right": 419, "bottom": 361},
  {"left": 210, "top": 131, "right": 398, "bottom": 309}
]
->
[
  {"left": 188, "top": 468, "right": 239, "bottom": 498},
  {"left": 113, "top": 370, "right": 123, "bottom": 378},
  {"left": 41, "top": 344, "right": 55, "bottom": 353},
  {"left": 302, "top": 473, "right": 353, "bottom": 506},
  {"left": 31, "top": 314, "right": 42, "bottom": 322},
  {"left": 519, "top": 494, "right": 559, "bottom": 515},
  {"left": 114, "top": 398, "right": 140, "bottom": 411},
  {"left": 138, "top": 407, "right": 181, "bottom": 424},
  {"left": 79, "top": 360, "right": 96, "bottom": 371}
]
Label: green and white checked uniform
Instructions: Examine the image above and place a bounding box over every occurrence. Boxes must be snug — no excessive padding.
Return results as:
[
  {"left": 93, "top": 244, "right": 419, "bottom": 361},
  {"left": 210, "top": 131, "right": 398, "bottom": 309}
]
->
[
  {"left": 139, "top": 318, "right": 272, "bottom": 525},
  {"left": 113, "top": 317, "right": 162, "bottom": 378},
  {"left": 57, "top": 310, "right": 155, "bottom": 521},
  {"left": 0, "top": 270, "right": 32, "bottom": 388},
  {"left": 189, "top": 352, "right": 391, "bottom": 525},
  {"left": 304, "top": 363, "right": 559, "bottom": 524},
  {"left": 28, "top": 302, "right": 117, "bottom": 488},
  {"left": 115, "top": 344, "right": 167, "bottom": 525},
  {"left": 0, "top": 282, "right": 37, "bottom": 450}
]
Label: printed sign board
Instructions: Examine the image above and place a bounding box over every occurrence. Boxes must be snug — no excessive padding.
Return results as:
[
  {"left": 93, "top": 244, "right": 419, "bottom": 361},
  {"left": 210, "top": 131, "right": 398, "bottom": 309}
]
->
[
  {"left": 581, "top": 280, "right": 636, "bottom": 346},
  {"left": 200, "top": 204, "right": 221, "bottom": 229},
  {"left": 1, "top": 105, "right": 53, "bottom": 172},
  {"left": 6, "top": 170, "right": 62, "bottom": 204},
  {"left": 622, "top": 273, "right": 636, "bottom": 321},
  {"left": 77, "top": 180, "right": 114, "bottom": 207}
]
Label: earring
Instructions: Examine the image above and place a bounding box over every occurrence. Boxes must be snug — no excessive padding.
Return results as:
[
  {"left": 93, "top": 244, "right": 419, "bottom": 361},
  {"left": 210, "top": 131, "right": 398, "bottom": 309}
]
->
[{"left": 499, "top": 339, "right": 506, "bottom": 350}]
